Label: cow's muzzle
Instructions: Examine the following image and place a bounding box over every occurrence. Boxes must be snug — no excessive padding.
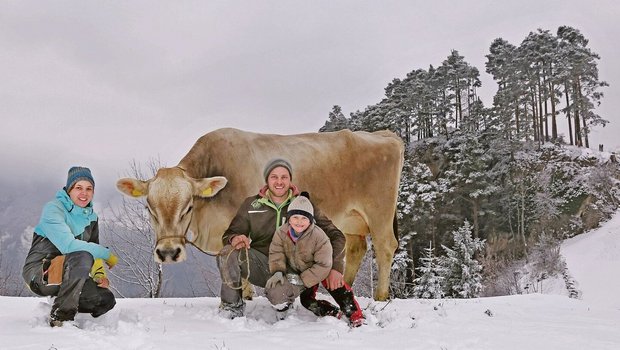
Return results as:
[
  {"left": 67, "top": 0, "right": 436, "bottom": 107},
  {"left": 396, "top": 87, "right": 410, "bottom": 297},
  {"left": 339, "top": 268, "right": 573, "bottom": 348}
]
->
[{"left": 155, "top": 238, "right": 187, "bottom": 263}]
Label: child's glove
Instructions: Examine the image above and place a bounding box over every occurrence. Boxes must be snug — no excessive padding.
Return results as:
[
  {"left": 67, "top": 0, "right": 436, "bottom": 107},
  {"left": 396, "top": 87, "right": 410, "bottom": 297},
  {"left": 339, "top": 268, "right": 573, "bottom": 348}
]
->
[
  {"left": 106, "top": 253, "right": 118, "bottom": 269},
  {"left": 265, "top": 271, "right": 285, "bottom": 289}
]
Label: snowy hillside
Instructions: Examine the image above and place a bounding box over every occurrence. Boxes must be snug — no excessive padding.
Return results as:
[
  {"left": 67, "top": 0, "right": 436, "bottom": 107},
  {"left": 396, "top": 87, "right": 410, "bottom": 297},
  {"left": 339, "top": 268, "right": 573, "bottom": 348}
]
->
[
  {"left": 562, "top": 209, "right": 620, "bottom": 310},
  {"left": 1, "top": 212, "right": 620, "bottom": 350}
]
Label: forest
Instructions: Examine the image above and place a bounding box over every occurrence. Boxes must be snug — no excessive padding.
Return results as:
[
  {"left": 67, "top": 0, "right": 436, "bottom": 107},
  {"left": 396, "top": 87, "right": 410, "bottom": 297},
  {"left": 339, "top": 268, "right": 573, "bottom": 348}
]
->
[{"left": 319, "top": 26, "right": 617, "bottom": 299}]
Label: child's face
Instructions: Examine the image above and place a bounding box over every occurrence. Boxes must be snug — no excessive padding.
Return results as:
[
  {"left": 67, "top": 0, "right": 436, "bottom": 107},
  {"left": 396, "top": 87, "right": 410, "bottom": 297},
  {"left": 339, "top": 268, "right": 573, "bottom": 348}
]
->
[{"left": 289, "top": 214, "right": 310, "bottom": 233}]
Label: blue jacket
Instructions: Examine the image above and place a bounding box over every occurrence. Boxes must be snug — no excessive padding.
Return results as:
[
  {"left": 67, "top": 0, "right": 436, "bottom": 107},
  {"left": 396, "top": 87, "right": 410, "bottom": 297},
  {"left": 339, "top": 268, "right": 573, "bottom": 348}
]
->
[
  {"left": 33, "top": 190, "right": 110, "bottom": 259},
  {"left": 22, "top": 189, "right": 112, "bottom": 292}
]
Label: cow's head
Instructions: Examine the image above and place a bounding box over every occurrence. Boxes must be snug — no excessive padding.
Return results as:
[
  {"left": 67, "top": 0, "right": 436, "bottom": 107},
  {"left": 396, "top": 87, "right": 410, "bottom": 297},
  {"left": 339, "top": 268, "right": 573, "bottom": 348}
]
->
[{"left": 116, "top": 167, "right": 227, "bottom": 263}]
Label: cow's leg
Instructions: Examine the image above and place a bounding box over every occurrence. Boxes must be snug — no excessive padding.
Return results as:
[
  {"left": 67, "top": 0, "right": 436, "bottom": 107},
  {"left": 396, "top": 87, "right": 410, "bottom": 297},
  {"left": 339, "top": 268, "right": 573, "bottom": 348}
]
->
[
  {"left": 372, "top": 228, "right": 398, "bottom": 301},
  {"left": 343, "top": 234, "right": 367, "bottom": 287}
]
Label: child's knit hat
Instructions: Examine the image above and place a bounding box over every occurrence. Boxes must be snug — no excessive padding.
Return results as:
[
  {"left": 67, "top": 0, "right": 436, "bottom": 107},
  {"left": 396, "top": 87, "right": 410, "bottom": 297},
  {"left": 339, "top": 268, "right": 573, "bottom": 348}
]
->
[{"left": 287, "top": 195, "right": 314, "bottom": 223}]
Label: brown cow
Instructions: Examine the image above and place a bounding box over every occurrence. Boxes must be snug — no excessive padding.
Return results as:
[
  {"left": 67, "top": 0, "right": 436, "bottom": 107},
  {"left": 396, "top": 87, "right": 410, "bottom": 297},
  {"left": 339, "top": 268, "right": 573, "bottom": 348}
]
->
[{"left": 116, "top": 128, "right": 404, "bottom": 300}]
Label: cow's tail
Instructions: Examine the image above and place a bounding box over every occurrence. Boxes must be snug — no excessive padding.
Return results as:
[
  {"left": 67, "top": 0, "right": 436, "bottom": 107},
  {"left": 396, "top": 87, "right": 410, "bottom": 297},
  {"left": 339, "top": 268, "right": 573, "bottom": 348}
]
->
[{"left": 392, "top": 212, "right": 399, "bottom": 241}]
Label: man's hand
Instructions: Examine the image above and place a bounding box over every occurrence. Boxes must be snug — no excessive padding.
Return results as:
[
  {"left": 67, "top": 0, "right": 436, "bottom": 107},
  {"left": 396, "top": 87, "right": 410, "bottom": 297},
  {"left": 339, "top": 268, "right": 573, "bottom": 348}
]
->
[
  {"left": 95, "top": 277, "right": 110, "bottom": 289},
  {"left": 324, "top": 269, "right": 345, "bottom": 290},
  {"left": 231, "top": 235, "right": 251, "bottom": 250}
]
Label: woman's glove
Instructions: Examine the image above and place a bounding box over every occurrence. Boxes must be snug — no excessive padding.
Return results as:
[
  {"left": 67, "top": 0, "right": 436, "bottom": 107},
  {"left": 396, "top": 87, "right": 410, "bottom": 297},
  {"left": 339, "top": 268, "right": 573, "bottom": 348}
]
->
[
  {"left": 265, "top": 271, "right": 285, "bottom": 289},
  {"left": 106, "top": 253, "right": 119, "bottom": 269},
  {"left": 91, "top": 259, "right": 109, "bottom": 288}
]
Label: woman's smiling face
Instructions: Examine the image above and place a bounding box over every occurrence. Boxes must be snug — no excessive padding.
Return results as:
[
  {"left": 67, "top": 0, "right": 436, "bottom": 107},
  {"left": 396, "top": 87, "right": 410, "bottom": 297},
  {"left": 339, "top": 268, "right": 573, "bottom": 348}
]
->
[{"left": 68, "top": 180, "right": 94, "bottom": 208}]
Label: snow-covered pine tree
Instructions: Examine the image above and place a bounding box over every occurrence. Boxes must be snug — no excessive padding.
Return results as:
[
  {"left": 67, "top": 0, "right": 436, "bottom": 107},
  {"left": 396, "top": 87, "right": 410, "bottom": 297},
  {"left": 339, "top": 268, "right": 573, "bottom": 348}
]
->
[
  {"left": 439, "top": 221, "right": 485, "bottom": 298},
  {"left": 392, "top": 149, "right": 452, "bottom": 297},
  {"left": 319, "top": 105, "right": 349, "bottom": 132},
  {"left": 390, "top": 234, "right": 414, "bottom": 298},
  {"left": 413, "top": 241, "right": 444, "bottom": 299}
]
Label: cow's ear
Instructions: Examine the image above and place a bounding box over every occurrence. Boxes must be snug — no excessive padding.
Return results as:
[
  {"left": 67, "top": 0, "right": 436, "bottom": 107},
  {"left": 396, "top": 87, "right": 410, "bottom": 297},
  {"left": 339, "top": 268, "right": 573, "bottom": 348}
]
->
[
  {"left": 193, "top": 176, "right": 228, "bottom": 198},
  {"left": 117, "top": 178, "right": 149, "bottom": 198}
]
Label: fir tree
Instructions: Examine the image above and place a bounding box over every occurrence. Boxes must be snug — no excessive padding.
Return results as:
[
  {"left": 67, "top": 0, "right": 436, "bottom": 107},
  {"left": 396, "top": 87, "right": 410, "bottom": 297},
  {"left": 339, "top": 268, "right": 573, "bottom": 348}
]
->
[
  {"left": 390, "top": 234, "right": 415, "bottom": 298},
  {"left": 413, "top": 241, "right": 444, "bottom": 299},
  {"left": 439, "top": 221, "right": 485, "bottom": 298},
  {"left": 319, "top": 105, "right": 350, "bottom": 132}
]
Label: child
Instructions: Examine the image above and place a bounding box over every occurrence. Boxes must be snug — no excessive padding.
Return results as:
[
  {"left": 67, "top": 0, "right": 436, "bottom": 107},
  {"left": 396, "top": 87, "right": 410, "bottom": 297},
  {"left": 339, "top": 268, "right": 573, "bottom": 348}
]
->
[{"left": 265, "top": 195, "right": 364, "bottom": 327}]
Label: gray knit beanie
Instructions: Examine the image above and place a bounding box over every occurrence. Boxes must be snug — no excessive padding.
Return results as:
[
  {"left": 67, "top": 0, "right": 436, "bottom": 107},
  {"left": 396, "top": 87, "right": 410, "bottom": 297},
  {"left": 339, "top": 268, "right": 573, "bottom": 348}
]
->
[
  {"left": 263, "top": 158, "right": 293, "bottom": 182},
  {"left": 287, "top": 195, "right": 314, "bottom": 223},
  {"left": 66, "top": 166, "right": 95, "bottom": 191}
]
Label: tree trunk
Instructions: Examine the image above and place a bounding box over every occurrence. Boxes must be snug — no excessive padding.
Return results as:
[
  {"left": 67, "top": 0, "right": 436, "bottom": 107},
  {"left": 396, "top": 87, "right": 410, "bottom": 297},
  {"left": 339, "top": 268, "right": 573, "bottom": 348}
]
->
[
  {"left": 549, "top": 65, "right": 558, "bottom": 140},
  {"left": 520, "top": 183, "right": 527, "bottom": 252},
  {"left": 564, "top": 80, "right": 573, "bottom": 145},
  {"left": 573, "top": 81, "right": 582, "bottom": 147},
  {"left": 537, "top": 78, "right": 545, "bottom": 142},
  {"left": 543, "top": 87, "right": 549, "bottom": 142},
  {"left": 577, "top": 78, "right": 590, "bottom": 148},
  {"left": 515, "top": 102, "right": 521, "bottom": 137},
  {"left": 471, "top": 199, "right": 480, "bottom": 239},
  {"left": 155, "top": 264, "right": 163, "bottom": 298},
  {"left": 531, "top": 93, "right": 540, "bottom": 146}
]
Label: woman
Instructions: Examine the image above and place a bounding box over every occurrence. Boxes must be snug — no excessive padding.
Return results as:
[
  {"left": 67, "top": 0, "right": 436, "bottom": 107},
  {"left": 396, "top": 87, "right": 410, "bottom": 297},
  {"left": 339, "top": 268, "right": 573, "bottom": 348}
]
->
[{"left": 22, "top": 166, "right": 118, "bottom": 327}]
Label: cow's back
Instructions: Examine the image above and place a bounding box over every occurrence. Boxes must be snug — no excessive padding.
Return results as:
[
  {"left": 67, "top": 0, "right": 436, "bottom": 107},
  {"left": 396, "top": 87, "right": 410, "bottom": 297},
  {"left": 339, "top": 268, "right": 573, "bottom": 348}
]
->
[{"left": 178, "top": 128, "right": 404, "bottom": 253}]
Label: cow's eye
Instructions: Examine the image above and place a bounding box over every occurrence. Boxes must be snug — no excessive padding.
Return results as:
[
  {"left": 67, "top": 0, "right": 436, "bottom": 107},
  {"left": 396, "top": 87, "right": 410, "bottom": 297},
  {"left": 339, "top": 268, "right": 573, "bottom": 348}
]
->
[
  {"left": 181, "top": 205, "right": 193, "bottom": 220},
  {"left": 145, "top": 205, "right": 159, "bottom": 223}
]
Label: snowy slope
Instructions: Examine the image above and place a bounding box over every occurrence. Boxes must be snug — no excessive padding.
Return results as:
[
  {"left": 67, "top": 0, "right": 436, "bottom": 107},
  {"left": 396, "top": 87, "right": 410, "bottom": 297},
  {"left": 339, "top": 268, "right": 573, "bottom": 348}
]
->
[
  {"left": 562, "top": 210, "right": 620, "bottom": 310},
  {"left": 1, "top": 212, "right": 619, "bottom": 350}
]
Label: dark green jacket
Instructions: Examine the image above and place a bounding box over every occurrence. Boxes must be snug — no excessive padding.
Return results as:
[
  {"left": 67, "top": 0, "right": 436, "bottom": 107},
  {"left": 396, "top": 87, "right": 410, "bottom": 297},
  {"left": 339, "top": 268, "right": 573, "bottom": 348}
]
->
[{"left": 222, "top": 185, "right": 346, "bottom": 273}]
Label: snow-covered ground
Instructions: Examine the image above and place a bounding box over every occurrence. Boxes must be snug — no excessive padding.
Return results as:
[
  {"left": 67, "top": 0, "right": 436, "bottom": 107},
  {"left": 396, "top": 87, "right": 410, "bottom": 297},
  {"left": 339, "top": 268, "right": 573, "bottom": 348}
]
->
[
  {"left": 2, "top": 212, "right": 620, "bottom": 350},
  {"left": 562, "top": 210, "right": 620, "bottom": 310}
]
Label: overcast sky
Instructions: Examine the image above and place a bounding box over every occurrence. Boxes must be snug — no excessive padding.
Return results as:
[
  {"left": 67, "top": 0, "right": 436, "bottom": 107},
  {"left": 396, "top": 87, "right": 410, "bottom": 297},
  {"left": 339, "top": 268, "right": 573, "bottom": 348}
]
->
[{"left": 1, "top": 0, "right": 618, "bottom": 202}]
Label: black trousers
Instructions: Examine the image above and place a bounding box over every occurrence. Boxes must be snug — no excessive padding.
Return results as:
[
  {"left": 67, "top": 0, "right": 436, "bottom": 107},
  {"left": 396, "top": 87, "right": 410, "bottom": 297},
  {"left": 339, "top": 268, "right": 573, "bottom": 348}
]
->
[
  {"left": 29, "top": 251, "right": 116, "bottom": 321},
  {"left": 300, "top": 280, "right": 363, "bottom": 319}
]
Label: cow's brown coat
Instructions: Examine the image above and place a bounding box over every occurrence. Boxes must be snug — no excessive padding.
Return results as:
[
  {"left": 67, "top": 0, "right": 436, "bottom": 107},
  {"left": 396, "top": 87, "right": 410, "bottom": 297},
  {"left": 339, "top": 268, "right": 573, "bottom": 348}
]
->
[{"left": 117, "top": 128, "right": 404, "bottom": 300}]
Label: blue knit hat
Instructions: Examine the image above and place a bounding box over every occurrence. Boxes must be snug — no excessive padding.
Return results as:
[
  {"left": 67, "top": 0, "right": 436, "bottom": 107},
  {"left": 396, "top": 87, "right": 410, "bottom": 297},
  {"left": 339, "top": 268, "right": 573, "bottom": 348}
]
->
[{"left": 66, "top": 166, "right": 95, "bottom": 191}]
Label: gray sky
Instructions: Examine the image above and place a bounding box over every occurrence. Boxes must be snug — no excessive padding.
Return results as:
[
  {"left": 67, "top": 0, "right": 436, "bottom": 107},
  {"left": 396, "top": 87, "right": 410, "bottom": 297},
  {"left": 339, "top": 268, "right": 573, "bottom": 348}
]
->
[{"left": 1, "top": 0, "right": 619, "bottom": 202}]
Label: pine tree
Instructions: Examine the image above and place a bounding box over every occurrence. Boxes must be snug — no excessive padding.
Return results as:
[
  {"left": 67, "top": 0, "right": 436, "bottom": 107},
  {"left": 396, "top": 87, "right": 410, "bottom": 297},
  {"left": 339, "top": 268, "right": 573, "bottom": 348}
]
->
[
  {"left": 439, "top": 221, "right": 485, "bottom": 298},
  {"left": 396, "top": 147, "right": 453, "bottom": 275},
  {"left": 319, "top": 105, "right": 350, "bottom": 132},
  {"left": 556, "top": 26, "right": 608, "bottom": 148},
  {"left": 390, "top": 234, "right": 415, "bottom": 298},
  {"left": 443, "top": 131, "right": 501, "bottom": 238},
  {"left": 413, "top": 241, "right": 444, "bottom": 299}
]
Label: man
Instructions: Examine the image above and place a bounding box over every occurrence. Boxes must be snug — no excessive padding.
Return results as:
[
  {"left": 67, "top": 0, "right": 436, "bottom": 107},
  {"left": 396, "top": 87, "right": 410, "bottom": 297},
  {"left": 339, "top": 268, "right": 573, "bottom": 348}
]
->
[{"left": 218, "top": 158, "right": 346, "bottom": 318}]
